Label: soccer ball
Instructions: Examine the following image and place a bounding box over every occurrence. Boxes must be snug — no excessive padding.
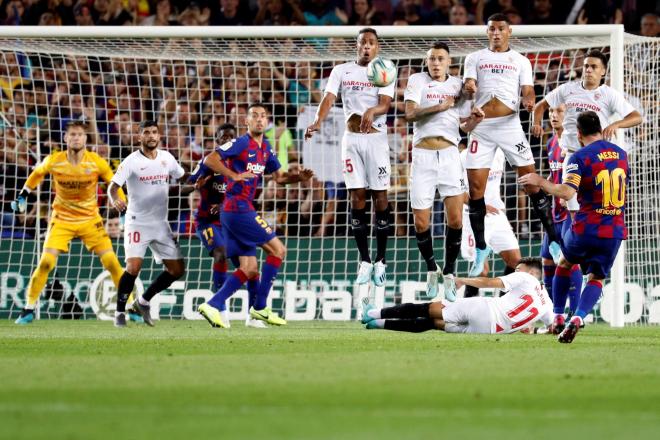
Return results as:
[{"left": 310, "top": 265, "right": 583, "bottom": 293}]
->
[{"left": 367, "top": 57, "right": 397, "bottom": 87}]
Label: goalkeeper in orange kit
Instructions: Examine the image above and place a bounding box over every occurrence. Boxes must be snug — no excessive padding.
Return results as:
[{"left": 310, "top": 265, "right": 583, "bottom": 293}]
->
[{"left": 12, "top": 121, "right": 131, "bottom": 325}]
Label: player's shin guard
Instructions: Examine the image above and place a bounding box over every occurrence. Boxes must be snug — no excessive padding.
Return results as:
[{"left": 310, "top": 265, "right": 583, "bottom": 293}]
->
[
  {"left": 100, "top": 252, "right": 124, "bottom": 287},
  {"left": 384, "top": 318, "right": 436, "bottom": 333},
  {"left": 415, "top": 228, "right": 437, "bottom": 271},
  {"left": 116, "top": 272, "right": 137, "bottom": 313},
  {"left": 374, "top": 208, "right": 389, "bottom": 263},
  {"left": 543, "top": 263, "right": 556, "bottom": 300},
  {"left": 468, "top": 198, "right": 487, "bottom": 249},
  {"left": 255, "top": 256, "right": 282, "bottom": 310},
  {"left": 443, "top": 227, "right": 462, "bottom": 275},
  {"left": 568, "top": 265, "right": 583, "bottom": 314},
  {"left": 552, "top": 266, "right": 572, "bottom": 314},
  {"left": 208, "top": 269, "right": 248, "bottom": 310},
  {"left": 26, "top": 252, "right": 57, "bottom": 308},
  {"left": 350, "top": 208, "right": 371, "bottom": 263},
  {"left": 529, "top": 190, "right": 559, "bottom": 243},
  {"left": 464, "top": 285, "right": 480, "bottom": 298},
  {"left": 575, "top": 279, "right": 603, "bottom": 320},
  {"left": 142, "top": 271, "right": 178, "bottom": 302},
  {"left": 381, "top": 302, "right": 430, "bottom": 319},
  {"left": 213, "top": 261, "right": 228, "bottom": 292}
]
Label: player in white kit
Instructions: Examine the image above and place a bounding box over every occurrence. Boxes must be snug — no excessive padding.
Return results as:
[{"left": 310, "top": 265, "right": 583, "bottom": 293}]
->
[
  {"left": 108, "top": 120, "right": 187, "bottom": 327},
  {"left": 463, "top": 13, "right": 561, "bottom": 277},
  {"left": 460, "top": 148, "right": 521, "bottom": 297},
  {"left": 305, "top": 28, "right": 394, "bottom": 287},
  {"left": 403, "top": 41, "right": 485, "bottom": 301},
  {"left": 532, "top": 49, "right": 642, "bottom": 212},
  {"left": 362, "top": 257, "right": 552, "bottom": 334}
]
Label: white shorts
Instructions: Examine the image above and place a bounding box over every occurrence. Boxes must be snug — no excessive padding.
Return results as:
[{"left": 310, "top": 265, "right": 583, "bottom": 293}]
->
[
  {"left": 465, "top": 114, "right": 534, "bottom": 169},
  {"left": 124, "top": 221, "right": 183, "bottom": 262},
  {"left": 410, "top": 147, "right": 467, "bottom": 210},
  {"left": 341, "top": 131, "right": 391, "bottom": 190},
  {"left": 562, "top": 150, "right": 580, "bottom": 211},
  {"left": 442, "top": 297, "right": 495, "bottom": 334},
  {"left": 461, "top": 208, "right": 519, "bottom": 261}
]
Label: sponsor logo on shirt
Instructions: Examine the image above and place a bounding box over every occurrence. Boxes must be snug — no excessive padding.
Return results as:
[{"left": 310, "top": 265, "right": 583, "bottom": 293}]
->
[
  {"left": 139, "top": 173, "right": 170, "bottom": 183},
  {"left": 565, "top": 163, "right": 579, "bottom": 172},
  {"left": 246, "top": 162, "right": 266, "bottom": 174},
  {"left": 342, "top": 80, "right": 374, "bottom": 88},
  {"left": 566, "top": 101, "right": 602, "bottom": 113},
  {"left": 479, "top": 63, "right": 518, "bottom": 73}
]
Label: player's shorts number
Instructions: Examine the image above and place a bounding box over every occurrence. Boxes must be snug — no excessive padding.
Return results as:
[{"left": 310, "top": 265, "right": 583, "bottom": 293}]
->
[
  {"left": 345, "top": 158, "right": 353, "bottom": 173},
  {"left": 128, "top": 231, "right": 140, "bottom": 244},
  {"left": 506, "top": 294, "right": 539, "bottom": 330},
  {"left": 595, "top": 168, "right": 626, "bottom": 209},
  {"left": 255, "top": 215, "right": 273, "bottom": 234},
  {"left": 469, "top": 140, "right": 478, "bottom": 154},
  {"left": 202, "top": 227, "right": 214, "bottom": 244}
]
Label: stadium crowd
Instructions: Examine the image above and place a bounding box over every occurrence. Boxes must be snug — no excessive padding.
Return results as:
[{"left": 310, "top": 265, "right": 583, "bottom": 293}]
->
[{"left": 0, "top": 1, "right": 657, "bottom": 241}]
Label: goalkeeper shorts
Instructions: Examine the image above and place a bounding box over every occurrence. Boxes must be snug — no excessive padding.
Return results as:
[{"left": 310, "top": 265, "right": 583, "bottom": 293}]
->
[{"left": 44, "top": 215, "right": 113, "bottom": 253}]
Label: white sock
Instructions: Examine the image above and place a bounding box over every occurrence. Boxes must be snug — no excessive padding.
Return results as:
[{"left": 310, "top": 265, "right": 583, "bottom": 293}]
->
[
  {"left": 114, "top": 311, "right": 125, "bottom": 317},
  {"left": 138, "top": 295, "right": 149, "bottom": 306},
  {"left": 373, "top": 319, "right": 385, "bottom": 329},
  {"left": 221, "top": 310, "right": 229, "bottom": 322},
  {"left": 367, "top": 308, "right": 381, "bottom": 319}
]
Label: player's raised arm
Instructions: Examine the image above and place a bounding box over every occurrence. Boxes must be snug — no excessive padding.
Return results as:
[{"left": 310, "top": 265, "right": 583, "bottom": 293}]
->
[
  {"left": 454, "top": 276, "right": 506, "bottom": 290},
  {"left": 531, "top": 98, "right": 550, "bottom": 137},
  {"left": 11, "top": 155, "right": 53, "bottom": 213},
  {"left": 196, "top": 150, "right": 256, "bottom": 182}
]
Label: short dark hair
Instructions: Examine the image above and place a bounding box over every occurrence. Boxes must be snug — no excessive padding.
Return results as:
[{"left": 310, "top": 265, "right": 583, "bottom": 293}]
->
[
  {"left": 576, "top": 111, "right": 602, "bottom": 137},
  {"left": 247, "top": 102, "right": 268, "bottom": 113},
  {"left": 219, "top": 123, "right": 236, "bottom": 132},
  {"left": 487, "top": 13, "right": 511, "bottom": 24},
  {"left": 358, "top": 27, "right": 378, "bottom": 41},
  {"left": 66, "top": 120, "right": 87, "bottom": 131},
  {"left": 431, "top": 41, "right": 450, "bottom": 54},
  {"left": 518, "top": 257, "right": 542, "bottom": 273},
  {"left": 139, "top": 120, "right": 158, "bottom": 130},
  {"left": 585, "top": 49, "right": 608, "bottom": 68}
]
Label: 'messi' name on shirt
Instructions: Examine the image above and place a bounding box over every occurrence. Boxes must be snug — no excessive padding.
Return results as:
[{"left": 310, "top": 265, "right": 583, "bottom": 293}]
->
[
  {"left": 479, "top": 63, "right": 518, "bottom": 73},
  {"left": 246, "top": 162, "right": 266, "bottom": 174},
  {"left": 597, "top": 151, "right": 620, "bottom": 161},
  {"left": 139, "top": 173, "right": 170, "bottom": 184}
]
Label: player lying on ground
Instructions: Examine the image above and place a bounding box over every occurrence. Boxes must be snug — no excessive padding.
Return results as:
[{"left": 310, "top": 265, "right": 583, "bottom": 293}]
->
[
  {"left": 193, "top": 103, "right": 313, "bottom": 329},
  {"left": 13, "top": 121, "right": 127, "bottom": 325},
  {"left": 305, "top": 27, "right": 393, "bottom": 287},
  {"left": 108, "top": 120, "right": 188, "bottom": 328},
  {"left": 362, "top": 257, "right": 552, "bottom": 334},
  {"left": 540, "top": 104, "right": 581, "bottom": 331},
  {"left": 519, "top": 111, "right": 629, "bottom": 343},
  {"left": 403, "top": 41, "right": 484, "bottom": 300},
  {"left": 463, "top": 13, "right": 562, "bottom": 277}
]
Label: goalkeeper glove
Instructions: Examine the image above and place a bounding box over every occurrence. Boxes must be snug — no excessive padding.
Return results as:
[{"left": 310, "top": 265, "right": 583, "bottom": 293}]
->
[
  {"left": 11, "top": 189, "right": 29, "bottom": 214},
  {"left": 188, "top": 161, "right": 210, "bottom": 184}
]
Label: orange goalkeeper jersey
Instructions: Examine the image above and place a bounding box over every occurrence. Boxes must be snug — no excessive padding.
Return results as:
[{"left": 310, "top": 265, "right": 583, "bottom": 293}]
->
[{"left": 26, "top": 150, "right": 117, "bottom": 224}]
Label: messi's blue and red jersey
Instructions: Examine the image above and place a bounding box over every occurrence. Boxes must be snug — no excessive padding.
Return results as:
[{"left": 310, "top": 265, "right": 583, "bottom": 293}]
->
[
  {"left": 194, "top": 174, "right": 226, "bottom": 226},
  {"left": 217, "top": 134, "right": 281, "bottom": 213},
  {"left": 563, "top": 140, "right": 628, "bottom": 240},
  {"left": 546, "top": 134, "right": 568, "bottom": 222}
]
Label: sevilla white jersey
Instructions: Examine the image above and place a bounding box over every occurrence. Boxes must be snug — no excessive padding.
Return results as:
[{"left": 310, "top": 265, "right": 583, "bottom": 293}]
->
[
  {"left": 111, "top": 149, "right": 184, "bottom": 225},
  {"left": 545, "top": 81, "right": 636, "bottom": 152},
  {"left": 490, "top": 272, "right": 553, "bottom": 334},
  {"left": 463, "top": 48, "right": 533, "bottom": 111},
  {"left": 460, "top": 148, "right": 506, "bottom": 210},
  {"left": 404, "top": 72, "right": 472, "bottom": 147},
  {"left": 324, "top": 61, "right": 395, "bottom": 133}
]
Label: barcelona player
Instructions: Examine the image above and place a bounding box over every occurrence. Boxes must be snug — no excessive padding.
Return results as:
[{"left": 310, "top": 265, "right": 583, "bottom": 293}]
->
[
  {"left": 520, "top": 111, "right": 628, "bottom": 343},
  {"left": 193, "top": 103, "right": 313, "bottom": 328},
  {"left": 12, "top": 121, "right": 126, "bottom": 325},
  {"left": 541, "top": 104, "right": 582, "bottom": 332}
]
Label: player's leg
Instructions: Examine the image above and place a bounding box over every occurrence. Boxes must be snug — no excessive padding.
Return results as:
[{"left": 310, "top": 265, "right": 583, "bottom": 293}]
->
[
  {"left": 16, "top": 248, "right": 60, "bottom": 324},
  {"left": 413, "top": 207, "right": 441, "bottom": 297},
  {"left": 371, "top": 189, "right": 390, "bottom": 286},
  {"left": 441, "top": 194, "right": 464, "bottom": 301},
  {"left": 249, "top": 236, "right": 287, "bottom": 325},
  {"left": 363, "top": 301, "right": 445, "bottom": 332},
  {"left": 561, "top": 216, "right": 582, "bottom": 316}
]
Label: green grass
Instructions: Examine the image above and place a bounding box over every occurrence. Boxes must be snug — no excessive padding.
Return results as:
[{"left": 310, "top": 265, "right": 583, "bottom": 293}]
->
[{"left": 1, "top": 321, "right": 659, "bottom": 440}]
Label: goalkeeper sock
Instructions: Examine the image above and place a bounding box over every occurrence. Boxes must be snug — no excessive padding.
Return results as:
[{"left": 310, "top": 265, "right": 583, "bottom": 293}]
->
[
  {"left": 443, "top": 226, "right": 462, "bottom": 275},
  {"left": 575, "top": 279, "right": 603, "bottom": 319},
  {"left": 26, "top": 251, "right": 58, "bottom": 308},
  {"left": 374, "top": 208, "right": 389, "bottom": 263},
  {"left": 529, "top": 190, "right": 559, "bottom": 243},
  {"left": 468, "top": 198, "right": 487, "bottom": 249},
  {"left": 255, "top": 256, "right": 282, "bottom": 310},
  {"left": 381, "top": 302, "right": 430, "bottom": 319},
  {"left": 213, "top": 261, "right": 228, "bottom": 292},
  {"left": 568, "top": 265, "right": 583, "bottom": 314},
  {"left": 116, "top": 272, "right": 137, "bottom": 313},
  {"left": 552, "top": 266, "right": 572, "bottom": 314},
  {"left": 208, "top": 269, "right": 248, "bottom": 310},
  {"left": 99, "top": 251, "right": 124, "bottom": 288},
  {"left": 142, "top": 271, "right": 178, "bottom": 302},
  {"left": 415, "top": 228, "right": 437, "bottom": 272},
  {"left": 384, "top": 318, "right": 436, "bottom": 333},
  {"left": 464, "top": 285, "right": 480, "bottom": 298},
  {"left": 351, "top": 208, "right": 371, "bottom": 263},
  {"left": 247, "top": 275, "right": 259, "bottom": 310},
  {"left": 543, "top": 262, "right": 556, "bottom": 301}
]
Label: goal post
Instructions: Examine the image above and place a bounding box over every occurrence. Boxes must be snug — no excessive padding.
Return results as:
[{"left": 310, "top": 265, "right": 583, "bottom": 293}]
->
[{"left": 0, "top": 25, "right": 656, "bottom": 326}]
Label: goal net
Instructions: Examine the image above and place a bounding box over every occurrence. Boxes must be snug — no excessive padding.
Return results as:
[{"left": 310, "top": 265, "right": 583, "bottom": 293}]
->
[{"left": 0, "top": 26, "right": 657, "bottom": 325}]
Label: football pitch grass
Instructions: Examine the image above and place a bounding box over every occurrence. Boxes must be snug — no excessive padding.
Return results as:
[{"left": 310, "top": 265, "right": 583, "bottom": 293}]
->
[{"left": 1, "top": 321, "right": 659, "bottom": 439}]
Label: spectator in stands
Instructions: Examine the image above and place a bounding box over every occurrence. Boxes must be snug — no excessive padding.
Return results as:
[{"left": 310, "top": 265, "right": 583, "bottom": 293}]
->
[
  {"left": 3, "top": 0, "right": 25, "bottom": 25},
  {"left": 577, "top": 0, "right": 623, "bottom": 24},
  {"left": 178, "top": 2, "right": 210, "bottom": 26},
  {"left": 483, "top": 0, "right": 513, "bottom": 19},
  {"left": 640, "top": 13, "right": 660, "bottom": 37},
  {"left": 449, "top": 3, "right": 471, "bottom": 25},
  {"left": 303, "top": 0, "right": 344, "bottom": 25},
  {"left": 503, "top": 7, "right": 522, "bottom": 24},
  {"left": 172, "top": 190, "right": 200, "bottom": 238},
  {"left": 426, "top": 0, "right": 452, "bottom": 25},
  {"left": 73, "top": 2, "right": 95, "bottom": 26},
  {"left": 345, "top": 0, "right": 383, "bottom": 25},
  {"left": 254, "top": 0, "right": 306, "bottom": 25},
  {"left": 228, "top": 105, "right": 247, "bottom": 136},
  {"left": 210, "top": 0, "right": 250, "bottom": 25},
  {"left": 105, "top": 211, "right": 122, "bottom": 239},
  {"left": 140, "top": 0, "right": 177, "bottom": 25},
  {"left": 527, "top": 0, "right": 556, "bottom": 24},
  {"left": 392, "top": 0, "right": 425, "bottom": 25}
]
